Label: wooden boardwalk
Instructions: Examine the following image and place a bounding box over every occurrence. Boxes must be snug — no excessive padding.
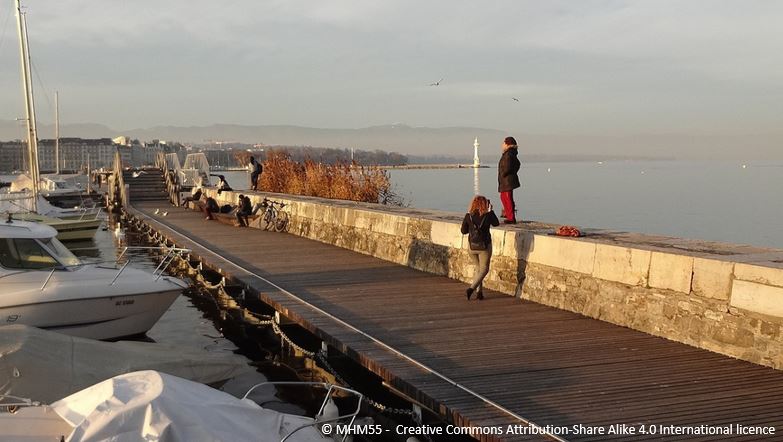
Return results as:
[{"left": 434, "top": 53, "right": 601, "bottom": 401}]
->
[{"left": 128, "top": 200, "right": 783, "bottom": 442}]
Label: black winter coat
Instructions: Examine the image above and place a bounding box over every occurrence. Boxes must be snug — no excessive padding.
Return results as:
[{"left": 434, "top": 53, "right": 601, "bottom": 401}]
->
[
  {"left": 497, "top": 147, "right": 521, "bottom": 192},
  {"left": 460, "top": 211, "right": 500, "bottom": 250}
]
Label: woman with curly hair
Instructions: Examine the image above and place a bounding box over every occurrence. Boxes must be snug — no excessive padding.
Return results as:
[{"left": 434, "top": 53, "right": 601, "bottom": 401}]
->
[{"left": 460, "top": 195, "right": 500, "bottom": 300}]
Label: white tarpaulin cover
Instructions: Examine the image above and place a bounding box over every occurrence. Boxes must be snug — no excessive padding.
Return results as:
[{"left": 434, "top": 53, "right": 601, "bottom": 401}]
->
[
  {"left": 51, "top": 370, "right": 323, "bottom": 442},
  {"left": 0, "top": 193, "right": 78, "bottom": 216},
  {"left": 0, "top": 325, "right": 251, "bottom": 404},
  {"left": 8, "top": 174, "right": 34, "bottom": 193}
]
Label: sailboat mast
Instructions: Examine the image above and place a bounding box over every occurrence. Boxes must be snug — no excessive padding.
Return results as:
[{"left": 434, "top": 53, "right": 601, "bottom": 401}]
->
[
  {"left": 15, "top": 0, "right": 39, "bottom": 212},
  {"left": 55, "top": 91, "right": 60, "bottom": 174}
]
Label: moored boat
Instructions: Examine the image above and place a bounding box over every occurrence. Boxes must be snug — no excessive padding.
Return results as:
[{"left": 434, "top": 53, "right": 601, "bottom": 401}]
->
[
  {"left": 0, "top": 370, "right": 361, "bottom": 442},
  {"left": 0, "top": 219, "right": 188, "bottom": 340}
]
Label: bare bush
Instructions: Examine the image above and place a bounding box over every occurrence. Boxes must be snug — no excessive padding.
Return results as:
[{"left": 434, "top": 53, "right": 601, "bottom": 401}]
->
[{"left": 258, "top": 151, "right": 404, "bottom": 206}]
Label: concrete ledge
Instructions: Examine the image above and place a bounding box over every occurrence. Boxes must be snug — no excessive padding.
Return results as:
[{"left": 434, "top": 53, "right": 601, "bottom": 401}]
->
[
  {"left": 731, "top": 280, "right": 783, "bottom": 318},
  {"left": 649, "top": 252, "right": 694, "bottom": 294},
  {"left": 692, "top": 258, "right": 734, "bottom": 300},
  {"left": 203, "top": 188, "right": 783, "bottom": 370},
  {"left": 735, "top": 263, "right": 783, "bottom": 288},
  {"left": 592, "top": 244, "right": 651, "bottom": 286},
  {"left": 525, "top": 234, "right": 596, "bottom": 274}
]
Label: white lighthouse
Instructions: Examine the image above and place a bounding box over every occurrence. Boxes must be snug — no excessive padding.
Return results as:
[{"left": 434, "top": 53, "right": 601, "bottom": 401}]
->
[{"left": 473, "top": 137, "right": 480, "bottom": 168}]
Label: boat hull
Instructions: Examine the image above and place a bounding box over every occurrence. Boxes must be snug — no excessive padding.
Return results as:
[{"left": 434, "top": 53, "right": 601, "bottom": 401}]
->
[
  {"left": 9, "top": 213, "right": 102, "bottom": 241},
  {"left": 0, "top": 290, "right": 180, "bottom": 340},
  {"left": 48, "top": 218, "right": 103, "bottom": 241}
]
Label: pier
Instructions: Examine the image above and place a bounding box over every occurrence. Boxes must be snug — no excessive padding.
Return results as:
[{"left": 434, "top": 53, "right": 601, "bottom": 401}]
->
[{"left": 121, "top": 171, "right": 783, "bottom": 441}]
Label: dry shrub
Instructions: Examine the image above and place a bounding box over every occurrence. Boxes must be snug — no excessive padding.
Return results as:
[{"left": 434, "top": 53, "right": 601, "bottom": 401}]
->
[{"left": 259, "top": 151, "right": 403, "bottom": 205}]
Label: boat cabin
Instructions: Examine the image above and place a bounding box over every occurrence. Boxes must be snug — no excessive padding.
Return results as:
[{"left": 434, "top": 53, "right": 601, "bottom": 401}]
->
[{"left": 0, "top": 219, "right": 81, "bottom": 272}]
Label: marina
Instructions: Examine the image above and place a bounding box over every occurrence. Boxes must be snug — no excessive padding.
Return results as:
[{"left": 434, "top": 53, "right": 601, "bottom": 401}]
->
[{"left": 2, "top": 0, "right": 783, "bottom": 440}]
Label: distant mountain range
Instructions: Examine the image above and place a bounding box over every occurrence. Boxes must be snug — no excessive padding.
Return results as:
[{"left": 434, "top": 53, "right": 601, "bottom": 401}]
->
[{"left": 1, "top": 120, "right": 780, "bottom": 160}]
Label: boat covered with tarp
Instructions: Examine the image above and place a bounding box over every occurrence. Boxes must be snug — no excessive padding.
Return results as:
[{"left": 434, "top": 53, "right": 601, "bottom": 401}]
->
[{"left": 0, "top": 325, "right": 251, "bottom": 404}]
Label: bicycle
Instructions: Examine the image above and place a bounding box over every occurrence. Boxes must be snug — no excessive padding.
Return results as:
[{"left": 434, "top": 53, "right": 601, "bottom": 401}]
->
[{"left": 252, "top": 198, "right": 289, "bottom": 232}]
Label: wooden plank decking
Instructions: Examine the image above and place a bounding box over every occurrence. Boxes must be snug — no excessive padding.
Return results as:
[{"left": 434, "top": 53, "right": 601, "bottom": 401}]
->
[{"left": 128, "top": 199, "right": 783, "bottom": 441}]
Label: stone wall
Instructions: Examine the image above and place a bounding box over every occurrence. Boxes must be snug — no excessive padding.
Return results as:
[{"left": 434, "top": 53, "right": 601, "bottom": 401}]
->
[{"left": 205, "top": 189, "right": 783, "bottom": 369}]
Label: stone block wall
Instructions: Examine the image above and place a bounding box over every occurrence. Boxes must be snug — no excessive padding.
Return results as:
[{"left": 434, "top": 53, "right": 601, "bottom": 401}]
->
[{"left": 205, "top": 189, "right": 783, "bottom": 369}]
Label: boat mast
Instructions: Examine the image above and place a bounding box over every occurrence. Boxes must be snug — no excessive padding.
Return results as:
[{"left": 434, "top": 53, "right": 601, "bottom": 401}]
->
[
  {"left": 15, "top": 0, "right": 40, "bottom": 212},
  {"left": 55, "top": 91, "right": 60, "bottom": 175}
]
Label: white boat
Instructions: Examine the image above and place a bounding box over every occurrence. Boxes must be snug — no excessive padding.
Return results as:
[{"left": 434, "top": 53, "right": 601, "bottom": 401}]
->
[
  {"left": 0, "top": 219, "right": 188, "bottom": 340},
  {"left": 8, "top": 212, "right": 102, "bottom": 241},
  {"left": 0, "top": 195, "right": 103, "bottom": 241},
  {"left": 9, "top": 174, "right": 81, "bottom": 197},
  {"left": 0, "top": 325, "right": 251, "bottom": 405},
  {"left": 0, "top": 191, "right": 102, "bottom": 220},
  {"left": 0, "top": 370, "right": 361, "bottom": 442}
]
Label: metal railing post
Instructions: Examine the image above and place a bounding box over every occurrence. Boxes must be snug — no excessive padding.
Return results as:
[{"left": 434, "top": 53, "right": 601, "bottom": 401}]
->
[{"left": 40, "top": 267, "right": 57, "bottom": 291}]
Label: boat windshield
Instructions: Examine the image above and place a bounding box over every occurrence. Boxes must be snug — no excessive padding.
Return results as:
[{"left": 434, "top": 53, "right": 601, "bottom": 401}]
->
[
  {"left": 38, "top": 237, "right": 82, "bottom": 267},
  {"left": 0, "top": 238, "right": 59, "bottom": 270}
]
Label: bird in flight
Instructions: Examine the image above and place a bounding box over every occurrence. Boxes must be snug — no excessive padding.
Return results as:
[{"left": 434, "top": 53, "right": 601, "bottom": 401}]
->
[
  {"left": 429, "top": 78, "right": 443, "bottom": 86},
  {"left": 511, "top": 97, "right": 520, "bottom": 102}
]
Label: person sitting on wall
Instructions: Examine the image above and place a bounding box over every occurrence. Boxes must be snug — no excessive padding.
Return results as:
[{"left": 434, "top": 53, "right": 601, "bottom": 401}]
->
[
  {"left": 235, "top": 194, "right": 253, "bottom": 227},
  {"left": 181, "top": 185, "right": 203, "bottom": 208},
  {"left": 210, "top": 174, "right": 232, "bottom": 194}
]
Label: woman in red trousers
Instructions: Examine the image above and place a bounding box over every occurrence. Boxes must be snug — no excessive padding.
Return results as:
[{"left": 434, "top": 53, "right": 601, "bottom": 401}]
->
[{"left": 497, "top": 136, "right": 521, "bottom": 224}]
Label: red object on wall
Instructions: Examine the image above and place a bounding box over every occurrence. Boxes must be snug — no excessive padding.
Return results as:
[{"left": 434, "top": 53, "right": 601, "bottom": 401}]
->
[{"left": 555, "top": 225, "right": 582, "bottom": 237}]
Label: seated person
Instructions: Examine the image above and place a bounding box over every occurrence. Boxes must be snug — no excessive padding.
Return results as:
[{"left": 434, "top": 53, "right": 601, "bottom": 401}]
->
[
  {"left": 198, "top": 194, "right": 220, "bottom": 220},
  {"left": 210, "top": 174, "right": 233, "bottom": 194},
  {"left": 235, "top": 195, "right": 253, "bottom": 227},
  {"left": 181, "top": 186, "right": 203, "bottom": 207}
]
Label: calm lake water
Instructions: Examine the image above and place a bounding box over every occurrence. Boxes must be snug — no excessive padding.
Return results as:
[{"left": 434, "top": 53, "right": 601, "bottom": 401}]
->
[{"left": 389, "top": 161, "right": 783, "bottom": 249}]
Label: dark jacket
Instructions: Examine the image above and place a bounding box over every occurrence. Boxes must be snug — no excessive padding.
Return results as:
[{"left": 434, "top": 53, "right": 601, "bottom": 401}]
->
[
  {"left": 205, "top": 197, "right": 219, "bottom": 213},
  {"left": 497, "top": 146, "right": 521, "bottom": 192},
  {"left": 239, "top": 196, "right": 252, "bottom": 214},
  {"left": 460, "top": 211, "right": 500, "bottom": 250}
]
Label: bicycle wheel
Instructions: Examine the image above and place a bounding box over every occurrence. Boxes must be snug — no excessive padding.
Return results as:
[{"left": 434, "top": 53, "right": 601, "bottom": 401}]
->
[
  {"left": 262, "top": 208, "right": 275, "bottom": 230},
  {"left": 274, "top": 210, "right": 289, "bottom": 232}
]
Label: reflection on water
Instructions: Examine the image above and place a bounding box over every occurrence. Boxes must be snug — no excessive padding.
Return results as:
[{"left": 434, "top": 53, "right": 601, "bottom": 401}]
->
[{"left": 473, "top": 167, "right": 480, "bottom": 196}]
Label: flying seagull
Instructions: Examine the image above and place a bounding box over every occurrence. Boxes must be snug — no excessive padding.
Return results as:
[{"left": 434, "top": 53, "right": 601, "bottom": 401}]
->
[
  {"left": 429, "top": 78, "right": 443, "bottom": 86},
  {"left": 512, "top": 97, "right": 520, "bottom": 102}
]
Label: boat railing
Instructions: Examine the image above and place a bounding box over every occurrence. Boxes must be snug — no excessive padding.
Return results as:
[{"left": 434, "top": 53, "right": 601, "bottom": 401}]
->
[
  {"left": 25, "top": 245, "right": 191, "bottom": 291},
  {"left": 66, "top": 205, "right": 103, "bottom": 220},
  {"left": 114, "top": 246, "right": 190, "bottom": 281},
  {"left": 0, "top": 394, "right": 40, "bottom": 413},
  {"left": 242, "top": 381, "right": 363, "bottom": 442}
]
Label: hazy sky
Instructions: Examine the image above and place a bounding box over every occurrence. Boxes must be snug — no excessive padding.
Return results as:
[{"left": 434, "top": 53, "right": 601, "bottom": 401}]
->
[{"left": 1, "top": 0, "right": 782, "bottom": 139}]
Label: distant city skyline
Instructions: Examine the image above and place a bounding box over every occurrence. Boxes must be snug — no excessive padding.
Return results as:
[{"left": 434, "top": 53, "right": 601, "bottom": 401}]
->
[{"left": 0, "top": 1, "right": 781, "bottom": 157}]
